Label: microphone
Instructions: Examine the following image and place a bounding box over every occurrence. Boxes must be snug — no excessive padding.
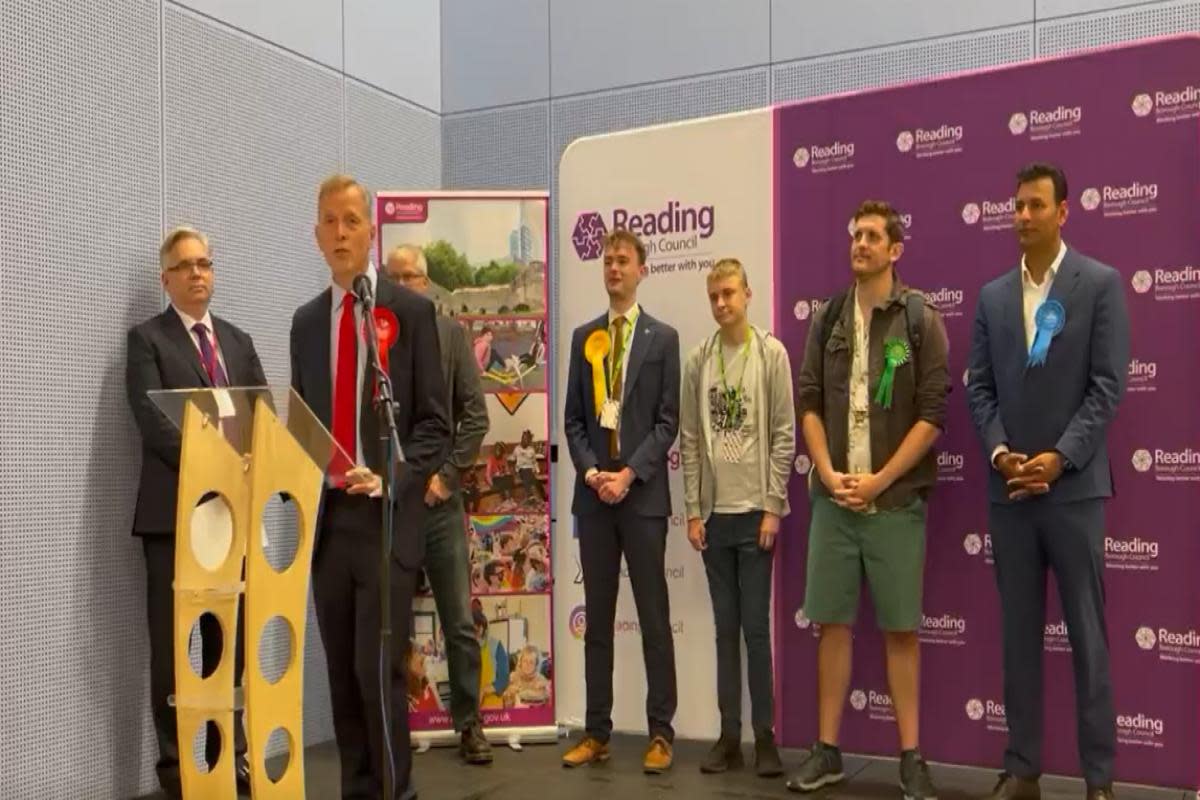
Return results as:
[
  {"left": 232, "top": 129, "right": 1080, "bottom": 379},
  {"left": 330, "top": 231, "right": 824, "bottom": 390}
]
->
[{"left": 352, "top": 272, "right": 374, "bottom": 308}]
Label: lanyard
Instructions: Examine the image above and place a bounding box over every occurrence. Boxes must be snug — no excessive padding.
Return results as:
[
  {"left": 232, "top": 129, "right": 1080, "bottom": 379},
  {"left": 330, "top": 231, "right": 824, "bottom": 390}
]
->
[{"left": 715, "top": 328, "right": 752, "bottom": 397}]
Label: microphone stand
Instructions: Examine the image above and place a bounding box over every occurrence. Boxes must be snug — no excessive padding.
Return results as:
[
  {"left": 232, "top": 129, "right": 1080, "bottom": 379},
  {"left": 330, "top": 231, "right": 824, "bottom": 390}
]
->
[{"left": 355, "top": 277, "right": 402, "bottom": 800}]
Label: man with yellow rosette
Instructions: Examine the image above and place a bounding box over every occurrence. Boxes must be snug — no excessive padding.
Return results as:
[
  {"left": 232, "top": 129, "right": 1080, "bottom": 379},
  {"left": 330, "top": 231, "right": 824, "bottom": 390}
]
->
[
  {"left": 562, "top": 229, "right": 681, "bottom": 775},
  {"left": 788, "top": 201, "right": 949, "bottom": 800}
]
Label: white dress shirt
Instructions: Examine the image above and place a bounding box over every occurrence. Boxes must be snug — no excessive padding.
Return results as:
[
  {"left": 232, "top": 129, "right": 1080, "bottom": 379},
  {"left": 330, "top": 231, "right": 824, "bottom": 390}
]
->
[{"left": 1020, "top": 240, "right": 1067, "bottom": 351}]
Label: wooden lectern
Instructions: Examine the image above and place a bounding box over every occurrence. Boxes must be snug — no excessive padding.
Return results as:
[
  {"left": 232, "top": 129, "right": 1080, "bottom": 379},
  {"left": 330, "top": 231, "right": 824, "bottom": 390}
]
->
[{"left": 148, "top": 387, "right": 346, "bottom": 799}]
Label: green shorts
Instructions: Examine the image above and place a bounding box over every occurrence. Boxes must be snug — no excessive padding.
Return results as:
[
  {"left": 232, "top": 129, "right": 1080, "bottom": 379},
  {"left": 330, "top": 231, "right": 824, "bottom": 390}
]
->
[{"left": 803, "top": 493, "right": 927, "bottom": 632}]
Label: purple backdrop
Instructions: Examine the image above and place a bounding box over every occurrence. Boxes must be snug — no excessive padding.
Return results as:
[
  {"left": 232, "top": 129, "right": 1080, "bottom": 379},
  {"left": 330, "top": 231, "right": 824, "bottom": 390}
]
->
[{"left": 773, "top": 36, "right": 1200, "bottom": 789}]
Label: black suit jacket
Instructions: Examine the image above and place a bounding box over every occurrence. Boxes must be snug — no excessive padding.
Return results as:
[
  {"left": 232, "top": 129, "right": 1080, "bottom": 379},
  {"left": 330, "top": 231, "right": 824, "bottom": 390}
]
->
[
  {"left": 126, "top": 307, "right": 268, "bottom": 535},
  {"left": 564, "top": 308, "right": 680, "bottom": 518},
  {"left": 289, "top": 275, "right": 450, "bottom": 568}
]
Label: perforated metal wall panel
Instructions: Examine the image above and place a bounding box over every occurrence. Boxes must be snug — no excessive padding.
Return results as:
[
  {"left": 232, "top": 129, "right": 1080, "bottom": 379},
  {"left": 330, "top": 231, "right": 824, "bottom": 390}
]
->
[
  {"left": 162, "top": 3, "right": 346, "bottom": 753},
  {"left": 345, "top": 79, "right": 442, "bottom": 195},
  {"left": 1038, "top": 0, "right": 1200, "bottom": 55},
  {"left": 442, "top": 103, "right": 550, "bottom": 189},
  {"left": 0, "top": 1, "right": 163, "bottom": 798},
  {"left": 772, "top": 25, "right": 1034, "bottom": 103}
]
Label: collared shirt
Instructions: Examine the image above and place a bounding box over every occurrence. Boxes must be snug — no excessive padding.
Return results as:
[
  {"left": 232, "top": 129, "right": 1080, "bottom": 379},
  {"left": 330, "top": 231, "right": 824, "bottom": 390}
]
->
[
  {"left": 1020, "top": 240, "right": 1067, "bottom": 351},
  {"left": 846, "top": 288, "right": 875, "bottom": 512},
  {"left": 172, "top": 305, "right": 228, "bottom": 378},
  {"left": 330, "top": 264, "right": 378, "bottom": 466}
]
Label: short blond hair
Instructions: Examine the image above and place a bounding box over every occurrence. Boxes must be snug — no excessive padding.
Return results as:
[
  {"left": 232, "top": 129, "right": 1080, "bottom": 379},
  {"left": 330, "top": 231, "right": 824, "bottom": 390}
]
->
[
  {"left": 387, "top": 244, "right": 427, "bottom": 276},
  {"left": 317, "top": 174, "right": 371, "bottom": 217},
  {"left": 706, "top": 258, "right": 748, "bottom": 289},
  {"left": 159, "top": 225, "right": 209, "bottom": 271}
]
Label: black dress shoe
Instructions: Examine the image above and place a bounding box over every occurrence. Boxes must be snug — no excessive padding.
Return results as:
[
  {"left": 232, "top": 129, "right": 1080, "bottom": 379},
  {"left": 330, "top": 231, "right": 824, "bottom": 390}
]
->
[
  {"left": 699, "top": 734, "right": 743, "bottom": 774},
  {"left": 986, "top": 773, "right": 1041, "bottom": 800},
  {"left": 1086, "top": 786, "right": 1115, "bottom": 800},
  {"left": 460, "top": 721, "right": 494, "bottom": 764}
]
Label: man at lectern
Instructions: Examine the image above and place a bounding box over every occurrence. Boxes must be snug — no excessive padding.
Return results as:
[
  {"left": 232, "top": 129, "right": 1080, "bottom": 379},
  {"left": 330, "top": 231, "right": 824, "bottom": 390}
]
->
[
  {"left": 384, "top": 243, "right": 493, "bottom": 765},
  {"left": 967, "top": 163, "right": 1129, "bottom": 800},
  {"left": 126, "top": 225, "right": 266, "bottom": 798},
  {"left": 290, "top": 175, "right": 449, "bottom": 800},
  {"left": 562, "top": 229, "right": 681, "bottom": 774}
]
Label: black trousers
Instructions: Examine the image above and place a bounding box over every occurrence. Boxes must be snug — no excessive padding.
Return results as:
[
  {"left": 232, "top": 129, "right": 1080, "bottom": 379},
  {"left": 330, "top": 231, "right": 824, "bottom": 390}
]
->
[
  {"left": 142, "top": 535, "right": 246, "bottom": 798},
  {"left": 990, "top": 498, "right": 1116, "bottom": 788},
  {"left": 314, "top": 491, "right": 417, "bottom": 800},
  {"left": 577, "top": 501, "right": 677, "bottom": 742}
]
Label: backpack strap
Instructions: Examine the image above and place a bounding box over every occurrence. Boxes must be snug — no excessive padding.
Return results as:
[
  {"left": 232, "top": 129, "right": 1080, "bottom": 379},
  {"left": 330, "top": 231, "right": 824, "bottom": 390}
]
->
[
  {"left": 903, "top": 291, "right": 924, "bottom": 374},
  {"left": 819, "top": 289, "right": 850, "bottom": 353}
]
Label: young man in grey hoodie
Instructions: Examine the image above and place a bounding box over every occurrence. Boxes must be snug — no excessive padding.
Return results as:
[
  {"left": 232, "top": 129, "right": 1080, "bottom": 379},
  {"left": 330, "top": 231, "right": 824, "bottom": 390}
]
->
[{"left": 680, "top": 258, "right": 795, "bottom": 778}]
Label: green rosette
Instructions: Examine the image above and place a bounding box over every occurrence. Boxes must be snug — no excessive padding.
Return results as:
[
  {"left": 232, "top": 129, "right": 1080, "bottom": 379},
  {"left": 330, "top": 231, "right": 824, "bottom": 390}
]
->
[{"left": 874, "top": 337, "right": 912, "bottom": 409}]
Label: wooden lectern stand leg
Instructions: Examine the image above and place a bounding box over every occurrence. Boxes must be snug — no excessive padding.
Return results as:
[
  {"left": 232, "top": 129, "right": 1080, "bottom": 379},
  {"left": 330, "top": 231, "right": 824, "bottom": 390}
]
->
[
  {"left": 242, "top": 395, "right": 321, "bottom": 799},
  {"left": 173, "top": 404, "right": 248, "bottom": 800}
]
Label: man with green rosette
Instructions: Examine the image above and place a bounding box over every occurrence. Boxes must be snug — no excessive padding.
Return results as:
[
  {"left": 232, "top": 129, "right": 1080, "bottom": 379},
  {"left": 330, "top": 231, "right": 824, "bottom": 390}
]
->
[
  {"left": 788, "top": 200, "right": 950, "bottom": 799},
  {"left": 967, "top": 163, "right": 1130, "bottom": 800}
]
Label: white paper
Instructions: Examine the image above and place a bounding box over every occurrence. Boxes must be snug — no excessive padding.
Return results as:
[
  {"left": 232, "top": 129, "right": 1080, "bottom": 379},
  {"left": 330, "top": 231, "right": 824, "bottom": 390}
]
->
[
  {"left": 599, "top": 399, "right": 620, "bottom": 430},
  {"left": 212, "top": 388, "right": 236, "bottom": 419}
]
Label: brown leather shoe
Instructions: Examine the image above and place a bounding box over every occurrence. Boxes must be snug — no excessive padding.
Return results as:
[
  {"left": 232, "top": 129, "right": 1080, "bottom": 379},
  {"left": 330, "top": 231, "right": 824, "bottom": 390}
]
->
[
  {"left": 643, "top": 735, "right": 674, "bottom": 774},
  {"left": 562, "top": 735, "right": 610, "bottom": 768}
]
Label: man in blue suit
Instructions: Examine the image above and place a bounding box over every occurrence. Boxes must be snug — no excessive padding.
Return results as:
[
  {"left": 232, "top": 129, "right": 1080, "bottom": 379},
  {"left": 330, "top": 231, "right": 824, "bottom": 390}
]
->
[
  {"left": 967, "top": 162, "right": 1129, "bottom": 800},
  {"left": 562, "top": 229, "right": 681, "bottom": 774}
]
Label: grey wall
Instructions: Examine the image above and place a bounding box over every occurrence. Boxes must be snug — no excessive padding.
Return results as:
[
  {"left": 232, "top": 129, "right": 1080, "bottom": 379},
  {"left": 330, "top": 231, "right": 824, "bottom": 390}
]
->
[{"left": 0, "top": 1, "right": 439, "bottom": 797}]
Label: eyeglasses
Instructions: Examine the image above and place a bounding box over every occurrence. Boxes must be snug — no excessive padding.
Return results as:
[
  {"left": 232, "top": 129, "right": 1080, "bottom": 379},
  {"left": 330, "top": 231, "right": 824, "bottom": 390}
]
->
[{"left": 167, "top": 258, "right": 214, "bottom": 273}]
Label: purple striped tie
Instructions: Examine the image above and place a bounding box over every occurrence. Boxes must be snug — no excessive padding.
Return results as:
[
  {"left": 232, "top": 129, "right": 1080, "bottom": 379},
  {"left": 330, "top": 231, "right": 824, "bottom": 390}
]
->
[{"left": 193, "top": 323, "right": 229, "bottom": 387}]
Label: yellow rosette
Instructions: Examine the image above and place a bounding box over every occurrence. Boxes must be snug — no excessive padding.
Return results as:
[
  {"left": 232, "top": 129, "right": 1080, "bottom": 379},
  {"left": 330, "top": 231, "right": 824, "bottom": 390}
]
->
[{"left": 583, "top": 328, "right": 611, "bottom": 417}]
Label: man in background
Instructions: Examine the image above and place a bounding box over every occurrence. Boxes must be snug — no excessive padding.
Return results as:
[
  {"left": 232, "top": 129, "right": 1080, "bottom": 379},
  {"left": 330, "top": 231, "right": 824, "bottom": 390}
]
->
[
  {"left": 384, "top": 244, "right": 492, "bottom": 765},
  {"left": 127, "top": 225, "right": 266, "bottom": 798}
]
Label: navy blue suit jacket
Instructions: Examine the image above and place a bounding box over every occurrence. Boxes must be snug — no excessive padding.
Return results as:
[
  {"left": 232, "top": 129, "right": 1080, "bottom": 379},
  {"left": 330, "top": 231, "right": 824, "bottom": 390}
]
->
[
  {"left": 966, "top": 248, "right": 1130, "bottom": 505},
  {"left": 564, "top": 309, "right": 680, "bottom": 518}
]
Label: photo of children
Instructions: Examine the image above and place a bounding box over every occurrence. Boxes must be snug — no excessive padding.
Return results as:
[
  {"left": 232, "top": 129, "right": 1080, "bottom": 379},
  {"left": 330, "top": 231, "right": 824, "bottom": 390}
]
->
[
  {"left": 461, "top": 395, "right": 548, "bottom": 515},
  {"left": 471, "top": 596, "right": 553, "bottom": 717},
  {"left": 467, "top": 515, "right": 551, "bottom": 595},
  {"left": 406, "top": 595, "right": 554, "bottom": 730},
  {"left": 465, "top": 318, "right": 547, "bottom": 393},
  {"left": 407, "top": 599, "right": 450, "bottom": 719}
]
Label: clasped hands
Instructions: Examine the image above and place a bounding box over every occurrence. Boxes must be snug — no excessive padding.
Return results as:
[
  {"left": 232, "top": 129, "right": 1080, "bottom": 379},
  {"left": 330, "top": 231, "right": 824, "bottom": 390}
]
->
[
  {"left": 586, "top": 467, "right": 635, "bottom": 505},
  {"left": 820, "top": 469, "right": 889, "bottom": 512},
  {"left": 995, "top": 450, "right": 1063, "bottom": 500}
]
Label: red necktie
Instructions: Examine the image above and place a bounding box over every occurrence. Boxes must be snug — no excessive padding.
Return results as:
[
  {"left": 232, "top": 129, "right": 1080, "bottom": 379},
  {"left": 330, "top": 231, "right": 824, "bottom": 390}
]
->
[{"left": 331, "top": 293, "right": 358, "bottom": 482}]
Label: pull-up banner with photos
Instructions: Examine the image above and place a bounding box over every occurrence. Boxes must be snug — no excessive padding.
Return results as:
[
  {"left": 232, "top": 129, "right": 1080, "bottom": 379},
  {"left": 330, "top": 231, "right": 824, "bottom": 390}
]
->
[{"left": 375, "top": 191, "right": 554, "bottom": 744}]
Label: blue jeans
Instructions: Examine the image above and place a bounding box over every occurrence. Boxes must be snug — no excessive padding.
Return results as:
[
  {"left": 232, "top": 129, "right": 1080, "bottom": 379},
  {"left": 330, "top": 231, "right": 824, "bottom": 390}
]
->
[
  {"left": 422, "top": 494, "right": 481, "bottom": 730},
  {"left": 701, "top": 510, "right": 775, "bottom": 736}
]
